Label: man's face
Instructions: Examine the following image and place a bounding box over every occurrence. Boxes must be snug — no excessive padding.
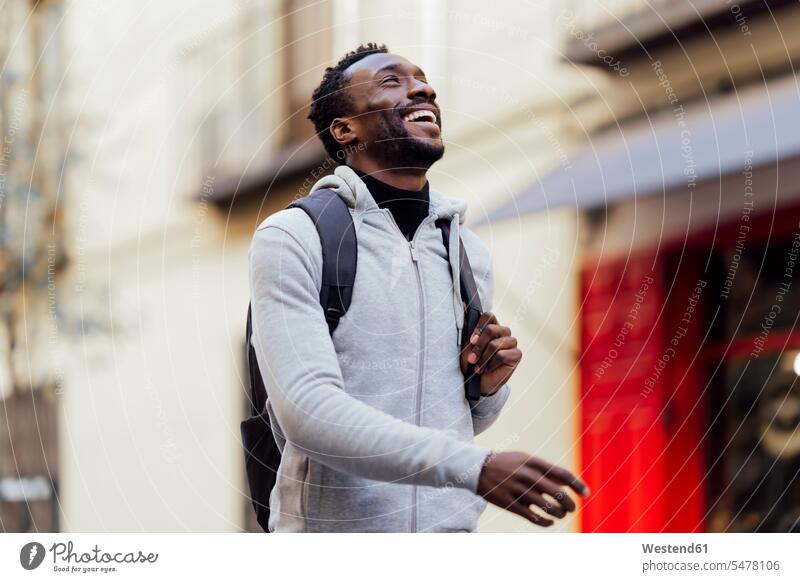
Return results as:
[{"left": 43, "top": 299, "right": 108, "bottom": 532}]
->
[{"left": 338, "top": 52, "right": 444, "bottom": 169}]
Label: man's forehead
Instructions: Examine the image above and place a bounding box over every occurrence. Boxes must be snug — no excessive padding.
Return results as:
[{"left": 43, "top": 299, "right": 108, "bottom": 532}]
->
[{"left": 345, "top": 53, "right": 424, "bottom": 79}]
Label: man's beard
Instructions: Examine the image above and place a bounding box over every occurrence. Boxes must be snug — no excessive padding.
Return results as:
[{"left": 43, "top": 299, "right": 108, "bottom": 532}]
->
[{"left": 371, "top": 112, "right": 445, "bottom": 169}]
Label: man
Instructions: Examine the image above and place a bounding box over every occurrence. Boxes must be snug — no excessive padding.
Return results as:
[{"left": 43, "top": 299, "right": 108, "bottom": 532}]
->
[{"left": 248, "top": 43, "right": 588, "bottom": 532}]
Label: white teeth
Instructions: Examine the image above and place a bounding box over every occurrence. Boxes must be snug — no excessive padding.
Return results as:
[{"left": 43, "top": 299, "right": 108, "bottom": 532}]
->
[{"left": 403, "top": 110, "right": 436, "bottom": 123}]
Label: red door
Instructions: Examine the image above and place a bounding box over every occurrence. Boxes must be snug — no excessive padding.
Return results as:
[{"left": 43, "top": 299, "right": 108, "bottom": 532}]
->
[{"left": 579, "top": 253, "right": 705, "bottom": 532}]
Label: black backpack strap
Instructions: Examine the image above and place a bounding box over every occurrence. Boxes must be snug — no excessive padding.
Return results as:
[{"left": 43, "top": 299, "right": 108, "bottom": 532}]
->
[
  {"left": 245, "top": 304, "right": 266, "bottom": 417},
  {"left": 436, "top": 219, "right": 483, "bottom": 402},
  {"left": 288, "top": 189, "right": 358, "bottom": 334}
]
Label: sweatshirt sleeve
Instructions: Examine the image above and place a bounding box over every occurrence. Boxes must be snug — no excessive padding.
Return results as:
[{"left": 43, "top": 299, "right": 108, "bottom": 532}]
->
[
  {"left": 471, "top": 384, "right": 511, "bottom": 435},
  {"left": 248, "top": 220, "right": 491, "bottom": 494}
]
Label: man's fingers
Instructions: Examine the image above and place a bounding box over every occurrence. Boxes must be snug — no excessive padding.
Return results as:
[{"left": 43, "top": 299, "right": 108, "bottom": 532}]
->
[
  {"left": 544, "top": 484, "right": 577, "bottom": 513},
  {"left": 507, "top": 500, "right": 555, "bottom": 527},
  {"left": 525, "top": 470, "right": 577, "bottom": 513},
  {"left": 521, "top": 490, "right": 567, "bottom": 519},
  {"left": 468, "top": 322, "right": 508, "bottom": 364},
  {"left": 543, "top": 465, "right": 591, "bottom": 497},
  {"left": 469, "top": 312, "right": 498, "bottom": 345},
  {"left": 482, "top": 347, "right": 522, "bottom": 373},
  {"left": 475, "top": 336, "right": 517, "bottom": 372},
  {"left": 528, "top": 457, "right": 591, "bottom": 497}
]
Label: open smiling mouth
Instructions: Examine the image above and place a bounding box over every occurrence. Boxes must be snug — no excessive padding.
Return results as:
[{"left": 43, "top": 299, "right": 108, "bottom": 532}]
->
[{"left": 401, "top": 109, "right": 440, "bottom": 134}]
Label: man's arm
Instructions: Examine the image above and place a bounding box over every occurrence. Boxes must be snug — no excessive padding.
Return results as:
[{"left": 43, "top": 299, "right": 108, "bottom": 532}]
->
[{"left": 248, "top": 216, "right": 490, "bottom": 492}]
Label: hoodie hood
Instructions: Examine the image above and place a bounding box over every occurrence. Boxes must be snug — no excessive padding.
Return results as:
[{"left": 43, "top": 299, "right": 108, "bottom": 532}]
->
[{"left": 309, "top": 164, "right": 469, "bottom": 225}]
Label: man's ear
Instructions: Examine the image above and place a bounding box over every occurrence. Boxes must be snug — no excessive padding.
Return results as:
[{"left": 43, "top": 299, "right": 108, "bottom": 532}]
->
[{"left": 330, "top": 117, "right": 358, "bottom": 149}]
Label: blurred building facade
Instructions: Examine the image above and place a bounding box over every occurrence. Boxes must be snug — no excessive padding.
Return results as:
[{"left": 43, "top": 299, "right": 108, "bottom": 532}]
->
[{"left": 5, "top": 0, "right": 798, "bottom": 533}]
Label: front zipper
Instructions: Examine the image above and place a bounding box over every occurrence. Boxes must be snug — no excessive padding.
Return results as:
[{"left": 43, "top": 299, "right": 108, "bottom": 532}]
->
[
  {"left": 409, "top": 238, "right": 424, "bottom": 533},
  {"left": 380, "top": 209, "right": 434, "bottom": 533}
]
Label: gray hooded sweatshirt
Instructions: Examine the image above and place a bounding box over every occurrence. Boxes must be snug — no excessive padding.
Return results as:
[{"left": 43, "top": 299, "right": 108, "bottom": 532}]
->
[{"left": 248, "top": 165, "right": 511, "bottom": 532}]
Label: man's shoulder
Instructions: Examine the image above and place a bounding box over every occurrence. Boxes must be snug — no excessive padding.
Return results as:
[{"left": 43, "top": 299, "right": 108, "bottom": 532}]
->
[
  {"left": 254, "top": 205, "right": 321, "bottom": 241},
  {"left": 251, "top": 206, "right": 323, "bottom": 261},
  {"left": 255, "top": 205, "right": 315, "bottom": 235}
]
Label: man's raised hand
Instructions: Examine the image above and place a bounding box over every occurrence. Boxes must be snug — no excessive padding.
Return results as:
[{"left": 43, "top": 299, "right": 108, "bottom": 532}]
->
[{"left": 460, "top": 311, "right": 522, "bottom": 396}]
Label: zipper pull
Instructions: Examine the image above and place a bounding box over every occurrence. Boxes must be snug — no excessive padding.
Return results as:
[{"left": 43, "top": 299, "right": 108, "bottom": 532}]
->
[{"left": 409, "top": 241, "right": 419, "bottom": 262}]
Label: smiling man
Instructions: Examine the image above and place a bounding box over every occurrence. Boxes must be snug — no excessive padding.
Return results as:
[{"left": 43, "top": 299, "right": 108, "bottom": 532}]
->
[{"left": 248, "top": 43, "right": 588, "bottom": 532}]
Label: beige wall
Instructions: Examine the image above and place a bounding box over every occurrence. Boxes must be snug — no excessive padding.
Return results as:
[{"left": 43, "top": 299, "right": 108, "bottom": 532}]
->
[
  {"left": 60, "top": 0, "right": 255, "bottom": 531},
  {"left": 57, "top": 217, "right": 252, "bottom": 531},
  {"left": 472, "top": 209, "right": 581, "bottom": 532}
]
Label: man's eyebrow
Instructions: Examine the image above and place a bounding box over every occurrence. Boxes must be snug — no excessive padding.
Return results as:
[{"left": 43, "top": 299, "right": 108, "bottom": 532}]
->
[{"left": 374, "top": 63, "right": 427, "bottom": 78}]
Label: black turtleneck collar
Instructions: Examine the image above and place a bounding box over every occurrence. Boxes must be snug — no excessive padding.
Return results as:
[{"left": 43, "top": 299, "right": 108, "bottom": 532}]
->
[{"left": 349, "top": 166, "right": 430, "bottom": 241}]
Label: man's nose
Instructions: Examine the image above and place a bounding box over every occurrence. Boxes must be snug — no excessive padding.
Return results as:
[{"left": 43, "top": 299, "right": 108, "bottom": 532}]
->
[{"left": 408, "top": 78, "right": 436, "bottom": 102}]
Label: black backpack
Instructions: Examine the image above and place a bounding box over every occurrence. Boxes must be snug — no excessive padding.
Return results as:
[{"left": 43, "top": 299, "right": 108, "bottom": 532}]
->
[{"left": 241, "top": 187, "right": 484, "bottom": 532}]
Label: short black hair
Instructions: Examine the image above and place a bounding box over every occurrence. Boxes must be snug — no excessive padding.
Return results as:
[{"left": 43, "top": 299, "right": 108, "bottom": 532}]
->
[{"left": 308, "top": 42, "right": 389, "bottom": 161}]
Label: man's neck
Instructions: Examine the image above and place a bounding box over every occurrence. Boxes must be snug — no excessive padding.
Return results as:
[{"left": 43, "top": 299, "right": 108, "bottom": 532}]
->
[{"left": 346, "top": 159, "right": 428, "bottom": 191}]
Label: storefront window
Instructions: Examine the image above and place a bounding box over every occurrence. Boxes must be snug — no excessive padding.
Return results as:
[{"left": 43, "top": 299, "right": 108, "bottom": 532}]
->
[{"left": 706, "top": 237, "right": 800, "bottom": 532}]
